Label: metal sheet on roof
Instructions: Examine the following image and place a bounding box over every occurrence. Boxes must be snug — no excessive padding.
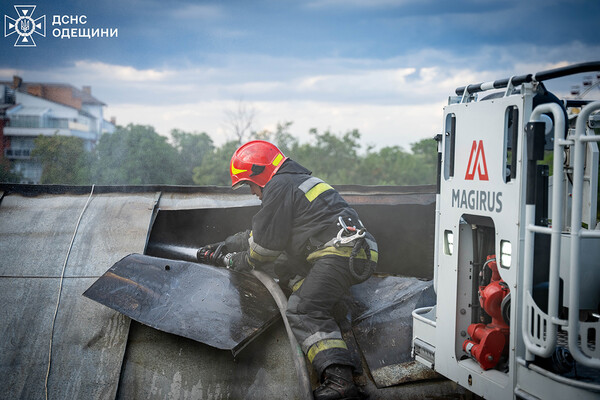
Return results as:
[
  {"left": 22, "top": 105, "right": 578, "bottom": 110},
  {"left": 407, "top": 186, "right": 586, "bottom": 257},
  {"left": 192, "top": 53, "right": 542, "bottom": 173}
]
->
[
  {"left": 0, "top": 277, "right": 130, "bottom": 399},
  {"left": 65, "top": 192, "right": 161, "bottom": 276},
  {"left": 0, "top": 192, "right": 160, "bottom": 277},
  {"left": 350, "top": 276, "right": 437, "bottom": 388},
  {"left": 116, "top": 320, "right": 312, "bottom": 400},
  {"left": 146, "top": 207, "right": 257, "bottom": 260},
  {"left": 0, "top": 194, "right": 90, "bottom": 277},
  {"left": 156, "top": 191, "right": 261, "bottom": 210},
  {"left": 84, "top": 253, "right": 281, "bottom": 356},
  {"left": 0, "top": 190, "right": 158, "bottom": 399}
]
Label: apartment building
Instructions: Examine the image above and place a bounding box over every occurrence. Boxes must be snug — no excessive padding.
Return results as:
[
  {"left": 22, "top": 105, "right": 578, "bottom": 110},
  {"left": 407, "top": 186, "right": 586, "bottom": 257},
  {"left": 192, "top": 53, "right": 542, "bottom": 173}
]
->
[{"left": 0, "top": 76, "right": 115, "bottom": 183}]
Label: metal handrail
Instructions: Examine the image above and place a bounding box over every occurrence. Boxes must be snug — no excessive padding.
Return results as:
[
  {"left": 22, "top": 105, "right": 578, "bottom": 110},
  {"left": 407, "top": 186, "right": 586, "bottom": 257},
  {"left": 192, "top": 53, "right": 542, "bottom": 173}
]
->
[
  {"left": 567, "top": 101, "right": 600, "bottom": 369},
  {"left": 522, "top": 102, "right": 566, "bottom": 359},
  {"left": 522, "top": 101, "right": 600, "bottom": 368},
  {"left": 412, "top": 306, "right": 436, "bottom": 328}
]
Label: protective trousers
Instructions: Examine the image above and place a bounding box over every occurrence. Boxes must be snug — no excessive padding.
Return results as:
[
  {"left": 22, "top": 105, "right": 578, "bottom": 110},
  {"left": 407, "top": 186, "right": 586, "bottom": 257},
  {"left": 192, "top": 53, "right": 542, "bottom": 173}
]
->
[{"left": 286, "top": 255, "right": 361, "bottom": 377}]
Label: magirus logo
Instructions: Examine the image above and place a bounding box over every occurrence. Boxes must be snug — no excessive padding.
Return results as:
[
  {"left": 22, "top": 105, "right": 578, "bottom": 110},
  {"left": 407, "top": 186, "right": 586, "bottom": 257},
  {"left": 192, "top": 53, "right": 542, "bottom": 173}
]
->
[
  {"left": 465, "top": 140, "right": 489, "bottom": 181},
  {"left": 4, "top": 5, "right": 46, "bottom": 47}
]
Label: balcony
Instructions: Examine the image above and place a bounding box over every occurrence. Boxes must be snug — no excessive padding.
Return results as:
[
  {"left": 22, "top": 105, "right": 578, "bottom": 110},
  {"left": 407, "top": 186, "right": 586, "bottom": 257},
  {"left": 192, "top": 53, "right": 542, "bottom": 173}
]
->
[
  {"left": 7, "top": 116, "right": 90, "bottom": 132},
  {"left": 4, "top": 148, "right": 32, "bottom": 159}
]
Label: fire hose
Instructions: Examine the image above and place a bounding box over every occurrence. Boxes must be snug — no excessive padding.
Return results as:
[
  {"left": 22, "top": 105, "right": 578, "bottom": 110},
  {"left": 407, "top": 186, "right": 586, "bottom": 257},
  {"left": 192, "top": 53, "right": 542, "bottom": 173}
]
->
[
  {"left": 197, "top": 245, "right": 314, "bottom": 400},
  {"left": 250, "top": 269, "right": 314, "bottom": 400}
]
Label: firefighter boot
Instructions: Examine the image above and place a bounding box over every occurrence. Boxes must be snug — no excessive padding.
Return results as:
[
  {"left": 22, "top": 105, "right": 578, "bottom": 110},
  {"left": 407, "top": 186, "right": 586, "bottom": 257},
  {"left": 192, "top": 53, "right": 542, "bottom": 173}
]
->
[{"left": 313, "top": 364, "right": 361, "bottom": 400}]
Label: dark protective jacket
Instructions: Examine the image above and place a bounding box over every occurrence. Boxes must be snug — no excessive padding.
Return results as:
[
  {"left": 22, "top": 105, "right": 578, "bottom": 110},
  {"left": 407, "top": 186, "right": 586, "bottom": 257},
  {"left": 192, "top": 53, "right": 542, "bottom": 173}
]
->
[
  {"left": 246, "top": 158, "right": 377, "bottom": 270},
  {"left": 241, "top": 158, "right": 378, "bottom": 376}
]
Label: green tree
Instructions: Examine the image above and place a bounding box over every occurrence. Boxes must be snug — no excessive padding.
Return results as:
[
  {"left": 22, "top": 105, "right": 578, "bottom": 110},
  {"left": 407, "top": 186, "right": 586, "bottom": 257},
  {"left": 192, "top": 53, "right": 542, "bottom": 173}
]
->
[
  {"left": 409, "top": 137, "right": 438, "bottom": 184},
  {"left": 251, "top": 121, "right": 298, "bottom": 152},
  {"left": 271, "top": 121, "right": 298, "bottom": 155},
  {"left": 192, "top": 140, "right": 240, "bottom": 186},
  {"left": 170, "top": 129, "right": 214, "bottom": 184},
  {"left": 357, "top": 138, "right": 437, "bottom": 185},
  {"left": 0, "top": 155, "right": 20, "bottom": 183},
  {"left": 290, "top": 128, "right": 362, "bottom": 184},
  {"left": 32, "top": 134, "right": 91, "bottom": 184},
  {"left": 361, "top": 146, "right": 410, "bottom": 185},
  {"left": 92, "top": 124, "right": 183, "bottom": 185},
  {"left": 215, "top": 126, "right": 438, "bottom": 186}
]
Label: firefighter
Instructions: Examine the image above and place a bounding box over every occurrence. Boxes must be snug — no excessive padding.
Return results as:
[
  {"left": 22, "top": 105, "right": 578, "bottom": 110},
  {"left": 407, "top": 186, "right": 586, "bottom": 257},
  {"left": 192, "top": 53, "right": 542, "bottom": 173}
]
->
[{"left": 201, "top": 140, "right": 377, "bottom": 400}]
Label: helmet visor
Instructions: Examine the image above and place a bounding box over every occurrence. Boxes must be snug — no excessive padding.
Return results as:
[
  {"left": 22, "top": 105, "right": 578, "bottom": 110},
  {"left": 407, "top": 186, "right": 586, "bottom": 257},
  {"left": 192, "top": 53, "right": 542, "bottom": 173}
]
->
[{"left": 232, "top": 181, "right": 247, "bottom": 190}]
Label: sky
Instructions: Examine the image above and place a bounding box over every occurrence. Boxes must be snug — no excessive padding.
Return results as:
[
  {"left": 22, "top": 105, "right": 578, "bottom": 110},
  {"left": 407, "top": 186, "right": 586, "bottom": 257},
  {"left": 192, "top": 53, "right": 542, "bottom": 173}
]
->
[{"left": 1, "top": 0, "right": 599, "bottom": 151}]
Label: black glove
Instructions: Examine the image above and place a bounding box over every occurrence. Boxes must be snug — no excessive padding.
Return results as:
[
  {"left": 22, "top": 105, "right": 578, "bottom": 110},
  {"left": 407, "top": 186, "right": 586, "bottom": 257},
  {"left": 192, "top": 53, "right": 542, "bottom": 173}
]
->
[
  {"left": 224, "top": 230, "right": 251, "bottom": 252},
  {"left": 223, "top": 251, "right": 253, "bottom": 272}
]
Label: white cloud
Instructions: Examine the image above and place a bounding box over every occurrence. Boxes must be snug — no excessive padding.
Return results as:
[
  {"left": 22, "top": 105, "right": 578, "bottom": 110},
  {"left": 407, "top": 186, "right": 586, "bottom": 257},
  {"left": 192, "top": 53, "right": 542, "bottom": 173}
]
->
[
  {"left": 292, "top": 68, "right": 417, "bottom": 99},
  {"left": 72, "top": 61, "right": 171, "bottom": 82},
  {"left": 5, "top": 41, "right": 599, "bottom": 154}
]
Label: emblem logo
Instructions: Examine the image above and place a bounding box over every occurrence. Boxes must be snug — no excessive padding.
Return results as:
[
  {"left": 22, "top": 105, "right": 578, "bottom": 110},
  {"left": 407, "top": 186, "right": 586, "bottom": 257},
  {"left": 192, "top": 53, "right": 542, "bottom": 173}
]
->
[
  {"left": 465, "top": 140, "right": 489, "bottom": 181},
  {"left": 4, "top": 5, "right": 46, "bottom": 47}
]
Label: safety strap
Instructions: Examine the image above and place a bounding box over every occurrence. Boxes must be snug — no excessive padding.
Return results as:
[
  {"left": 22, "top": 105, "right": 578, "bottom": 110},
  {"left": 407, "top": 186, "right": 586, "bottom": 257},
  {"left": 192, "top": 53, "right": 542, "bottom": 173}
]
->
[
  {"left": 306, "top": 245, "right": 378, "bottom": 263},
  {"left": 306, "top": 224, "right": 378, "bottom": 282},
  {"left": 348, "top": 236, "right": 376, "bottom": 281}
]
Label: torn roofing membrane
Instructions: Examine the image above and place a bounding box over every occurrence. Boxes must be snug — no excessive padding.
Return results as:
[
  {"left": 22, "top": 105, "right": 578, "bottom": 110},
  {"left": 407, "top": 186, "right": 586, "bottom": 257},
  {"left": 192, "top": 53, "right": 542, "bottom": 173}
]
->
[{"left": 84, "top": 253, "right": 280, "bottom": 356}]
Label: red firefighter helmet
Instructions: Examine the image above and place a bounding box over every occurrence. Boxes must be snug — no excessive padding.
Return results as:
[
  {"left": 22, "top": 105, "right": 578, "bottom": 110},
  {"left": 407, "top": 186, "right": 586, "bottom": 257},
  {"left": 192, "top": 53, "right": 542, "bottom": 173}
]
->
[{"left": 230, "top": 140, "right": 287, "bottom": 189}]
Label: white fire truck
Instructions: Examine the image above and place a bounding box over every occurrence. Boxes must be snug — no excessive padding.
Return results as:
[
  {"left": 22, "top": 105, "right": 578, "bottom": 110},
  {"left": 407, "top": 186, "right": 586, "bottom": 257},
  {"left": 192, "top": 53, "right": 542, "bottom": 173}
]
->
[{"left": 412, "top": 62, "right": 600, "bottom": 399}]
